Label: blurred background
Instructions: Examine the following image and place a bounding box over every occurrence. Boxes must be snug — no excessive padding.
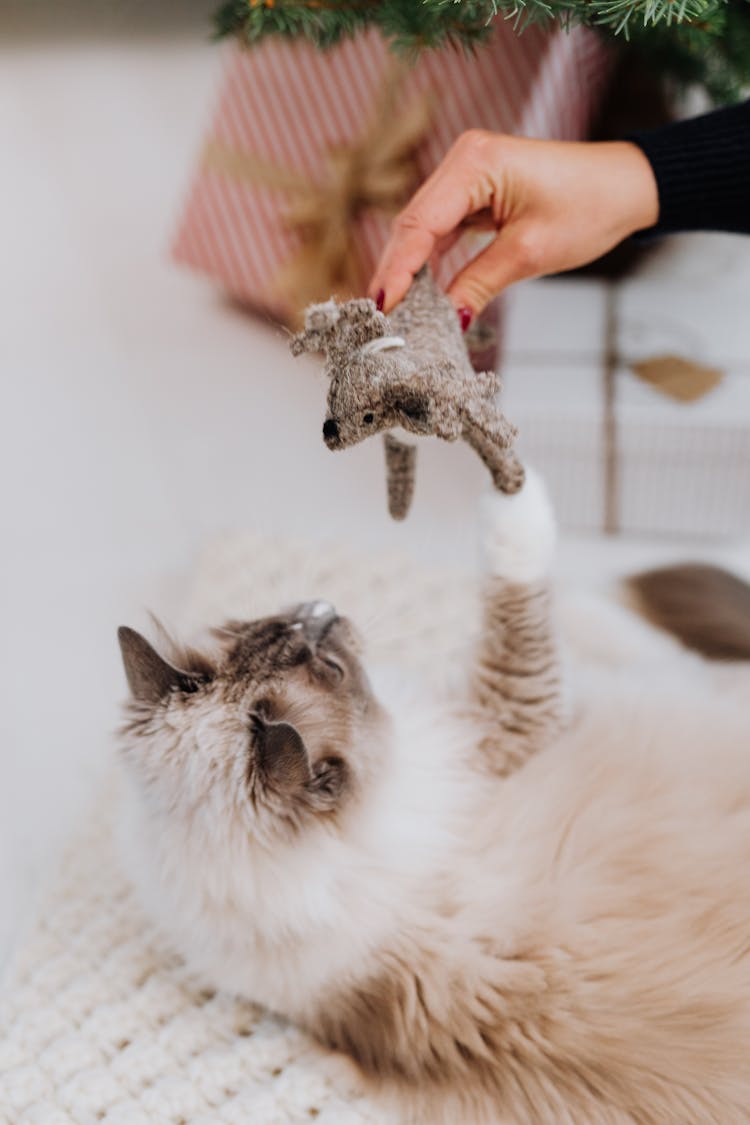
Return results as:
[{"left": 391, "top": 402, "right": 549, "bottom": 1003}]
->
[{"left": 2, "top": 1, "right": 749, "bottom": 969}]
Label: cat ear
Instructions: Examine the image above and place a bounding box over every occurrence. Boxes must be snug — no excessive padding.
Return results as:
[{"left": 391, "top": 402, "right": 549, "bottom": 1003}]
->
[
  {"left": 257, "top": 720, "right": 312, "bottom": 792},
  {"left": 118, "top": 626, "right": 202, "bottom": 704}
]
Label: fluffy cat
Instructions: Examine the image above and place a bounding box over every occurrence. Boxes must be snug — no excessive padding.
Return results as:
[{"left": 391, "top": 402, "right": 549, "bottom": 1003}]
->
[{"left": 117, "top": 470, "right": 750, "bottom": 1124}]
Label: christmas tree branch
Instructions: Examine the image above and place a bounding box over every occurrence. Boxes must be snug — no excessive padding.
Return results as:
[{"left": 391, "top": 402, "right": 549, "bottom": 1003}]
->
[
  {"left": 212, "top": 0, "right": 750, "bottom": 102},
  {"left": 215, "top": 0, "right": 728, "bottom": 42}
]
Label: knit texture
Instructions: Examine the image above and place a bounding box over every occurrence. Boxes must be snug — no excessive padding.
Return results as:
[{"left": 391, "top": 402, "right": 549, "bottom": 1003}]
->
[
  {"left": 630, "top": 99, "right": 750, "bottom": 237},
  {"left": 0, "top": 533, "right": 476, "bottom": 1125}
]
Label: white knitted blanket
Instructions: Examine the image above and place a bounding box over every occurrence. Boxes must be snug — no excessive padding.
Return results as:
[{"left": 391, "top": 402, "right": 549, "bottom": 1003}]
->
[{"left": 0, "top": 535, "right": 478, "bottom": 1125}]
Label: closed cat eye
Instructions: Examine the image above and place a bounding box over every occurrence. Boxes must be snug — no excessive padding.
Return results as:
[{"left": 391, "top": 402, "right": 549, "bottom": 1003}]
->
[
  {"left": 318, "top": 655, "right": 345, "bottom": 684},
  {"left": 311, "top": 756, "right": 347, "bottom": 798}
]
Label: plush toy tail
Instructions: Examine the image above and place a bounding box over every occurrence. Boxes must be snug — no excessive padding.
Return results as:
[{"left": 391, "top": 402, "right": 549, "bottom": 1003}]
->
[
  {"left": 626, "top": 563, "right": 750, "bottom": 661},
  {"left": 384, "top": 434, "right": 416, "bottom": 520}
]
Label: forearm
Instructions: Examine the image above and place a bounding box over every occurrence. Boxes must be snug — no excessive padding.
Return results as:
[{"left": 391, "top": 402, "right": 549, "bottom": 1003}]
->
[
  {"left": 471, "top": 472, "right": 564, "bottom": 776},
  {"left": 473, "top": 578, "right": 564, "bottom": 776},
  {"left": 630, "top": 100, "right": 750, "bottom": 237}
]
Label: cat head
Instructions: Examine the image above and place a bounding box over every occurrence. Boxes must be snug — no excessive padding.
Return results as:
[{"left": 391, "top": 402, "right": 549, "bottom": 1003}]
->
[{"left": 117, "top": 602, "right": 389, "bottom": 849}]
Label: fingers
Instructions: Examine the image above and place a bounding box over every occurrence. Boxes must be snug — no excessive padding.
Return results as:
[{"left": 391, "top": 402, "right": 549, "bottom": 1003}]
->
[
  {"left": 369, "top": 131, "right": 498, "bottom": 312},
  {"left": 432, "top": 210, "right": 496, "bottom": 261},
  {"left": 369, "top": 208, "right": 442, "bottom": 313},
  {"left": 447, "top": 225, "right": 544, "bottom": 319}
]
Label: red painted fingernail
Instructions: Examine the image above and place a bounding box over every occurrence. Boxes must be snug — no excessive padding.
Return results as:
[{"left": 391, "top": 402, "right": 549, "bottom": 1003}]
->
[
  {"left": 375, "top": 288, "right": 385, "bottom": 312},
  {"left": 458, "top": 307, "right": 473, "bottom": 332}
]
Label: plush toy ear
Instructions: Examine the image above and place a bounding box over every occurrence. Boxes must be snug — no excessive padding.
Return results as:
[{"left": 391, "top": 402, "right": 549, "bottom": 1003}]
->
[
  {"left": 384, "top": 376, "right": 452, "bottom": 437},
  {"left": 118, "top": 627, "right": 205, "bottom": 704},
  {"left": 389, "top": 367, "right": 467, "bottom": 440},
  {"left": 388, "top": 387, "right": 431, "bottom": 426},
  {"left": 307, "top": 301, "right": 341, "bottom": 333},
  {"left": 289, "top": 300, "right": 341, "bottom": 356},
  {"left": 337, "top": 299, "right": 388, "bottom": 346},
  {"left": 289, "top": 331, "right": 313, "bottom": 357}
]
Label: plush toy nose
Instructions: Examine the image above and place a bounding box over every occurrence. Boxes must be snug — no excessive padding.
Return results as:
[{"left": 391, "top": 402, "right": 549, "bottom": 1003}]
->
[{"left": 323, "top": 418, "right": 340, "bottom": 442}]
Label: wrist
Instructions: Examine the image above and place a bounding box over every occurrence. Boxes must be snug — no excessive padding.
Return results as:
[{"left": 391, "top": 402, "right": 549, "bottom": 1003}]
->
[{"left": 608, "top": 140, "right": 660, "bottom": 235}]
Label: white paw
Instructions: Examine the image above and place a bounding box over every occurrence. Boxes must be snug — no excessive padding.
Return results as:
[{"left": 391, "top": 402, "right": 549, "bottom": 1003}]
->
[{"left": 479, "top": 467, "right": 556, "bottom": 583}]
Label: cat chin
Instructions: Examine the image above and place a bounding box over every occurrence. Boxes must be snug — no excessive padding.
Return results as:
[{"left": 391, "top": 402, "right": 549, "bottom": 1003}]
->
[
  {"left": 367, "top": 657, "right": 466, "bottom": 710},
  {"left": 367, "top": 661, "right": 424, "bottom": 713}
]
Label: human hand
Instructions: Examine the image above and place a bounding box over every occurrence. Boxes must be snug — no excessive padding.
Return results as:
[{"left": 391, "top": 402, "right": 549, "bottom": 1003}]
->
[{"left": 369, "top": 131, "right": 659, "bottom": 327}]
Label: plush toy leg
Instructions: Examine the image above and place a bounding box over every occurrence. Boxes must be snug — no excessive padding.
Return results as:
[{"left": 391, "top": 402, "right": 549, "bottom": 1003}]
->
[
  {"left": 384, "top": 434, "right": 417, "bottom": 520},
  {"left": 462, "top": 418, "right": 525, "bottom": 495}
]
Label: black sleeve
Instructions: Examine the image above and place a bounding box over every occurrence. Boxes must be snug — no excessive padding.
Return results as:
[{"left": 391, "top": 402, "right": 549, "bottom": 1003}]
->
[{"left": 628, "top": 99, "right": 750, "bottom": 237}]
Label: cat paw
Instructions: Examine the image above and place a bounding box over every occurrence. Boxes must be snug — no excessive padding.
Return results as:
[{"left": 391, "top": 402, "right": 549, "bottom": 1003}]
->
[{"left": 479, "top": 466, "right": 556, "bottom": 583}]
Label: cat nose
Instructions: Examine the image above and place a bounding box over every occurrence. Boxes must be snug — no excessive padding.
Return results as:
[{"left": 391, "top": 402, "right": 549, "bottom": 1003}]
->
[
  {"left": 323, "top": 418, "right": 339, "bottom": 442},
  {"left": 293, "top": 600, "right": 338, "bottom": 641}
]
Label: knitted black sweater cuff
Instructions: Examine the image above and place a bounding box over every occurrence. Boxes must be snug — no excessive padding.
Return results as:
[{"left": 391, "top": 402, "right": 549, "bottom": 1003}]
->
[{"left": 628, "top": 99, "right": 750, "bottom": 238}]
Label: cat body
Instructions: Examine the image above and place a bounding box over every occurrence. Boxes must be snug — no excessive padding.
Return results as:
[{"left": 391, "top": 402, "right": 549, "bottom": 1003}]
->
[{"left": 118, "top": 475, "right": 750, "bottom": 1123}]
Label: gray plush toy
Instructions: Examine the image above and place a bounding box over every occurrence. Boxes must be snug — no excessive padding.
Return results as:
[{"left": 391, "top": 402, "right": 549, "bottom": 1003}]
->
[{"left": 290, "top": 266, "right": 524, "bottom": 519}]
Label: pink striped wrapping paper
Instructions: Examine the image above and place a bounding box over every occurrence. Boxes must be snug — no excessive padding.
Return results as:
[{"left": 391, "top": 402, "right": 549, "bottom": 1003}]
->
[{"left": 172, "top": 24, "right": 612, "bottom": 322}]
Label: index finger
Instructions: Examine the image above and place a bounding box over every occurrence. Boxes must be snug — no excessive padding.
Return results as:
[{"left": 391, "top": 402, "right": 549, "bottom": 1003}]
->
[{"left": 368, "top": 153, "right": 493, "bottom": 312}]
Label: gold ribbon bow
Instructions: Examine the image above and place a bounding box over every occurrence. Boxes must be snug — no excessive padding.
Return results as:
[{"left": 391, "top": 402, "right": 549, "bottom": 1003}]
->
[{"left": 202, "top": 63, "right": 432, "bottom": 324}]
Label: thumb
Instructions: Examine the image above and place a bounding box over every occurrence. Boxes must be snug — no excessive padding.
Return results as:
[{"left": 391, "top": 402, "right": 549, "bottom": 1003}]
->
[{"left": 447, "top": 226, "right": 543, "bottom": 319}]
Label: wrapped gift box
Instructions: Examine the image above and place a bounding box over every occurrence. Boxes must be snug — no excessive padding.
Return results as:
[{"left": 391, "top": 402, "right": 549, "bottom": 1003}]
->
[
  {"left": 616, "top": 366, "right": 750, "bottom": 539},
  {"left": 171, "top": 24, "right": 612, "bottom": 326},
  {"left": 502, "top": 351, "right": 750, "bottom": 540}
]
